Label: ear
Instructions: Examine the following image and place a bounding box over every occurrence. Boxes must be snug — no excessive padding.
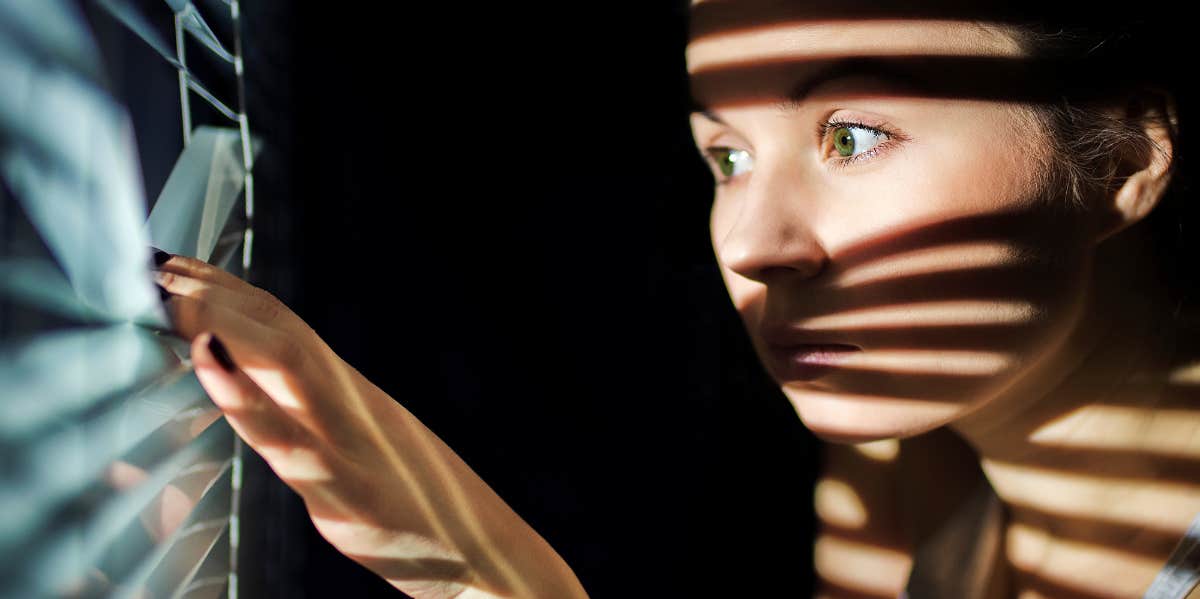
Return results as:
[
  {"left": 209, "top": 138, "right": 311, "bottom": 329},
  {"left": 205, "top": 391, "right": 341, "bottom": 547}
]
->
[{"left": 1093, "top": 88, "right": 1178, "bottom": 243}]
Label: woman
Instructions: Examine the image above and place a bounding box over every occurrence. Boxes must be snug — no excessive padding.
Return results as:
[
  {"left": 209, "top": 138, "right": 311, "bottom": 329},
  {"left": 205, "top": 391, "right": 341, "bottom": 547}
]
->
[{"left": 152, "top": 4, "right": 1197, "bottom": 598}]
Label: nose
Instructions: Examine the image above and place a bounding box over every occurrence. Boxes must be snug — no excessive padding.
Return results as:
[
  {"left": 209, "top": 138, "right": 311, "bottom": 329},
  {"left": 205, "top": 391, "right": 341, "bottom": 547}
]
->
[{"left": 712, "top": 173, "right": 829, "bottom": 285}]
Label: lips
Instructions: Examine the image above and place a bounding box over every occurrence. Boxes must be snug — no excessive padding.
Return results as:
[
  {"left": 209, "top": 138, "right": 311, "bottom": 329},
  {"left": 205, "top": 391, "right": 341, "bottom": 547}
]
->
[
  {"left": 759, "top": 324, "right": 860, "bottom": 382},
  {"left": 766, "top": 343, "right": 859, "bottom": 381}
]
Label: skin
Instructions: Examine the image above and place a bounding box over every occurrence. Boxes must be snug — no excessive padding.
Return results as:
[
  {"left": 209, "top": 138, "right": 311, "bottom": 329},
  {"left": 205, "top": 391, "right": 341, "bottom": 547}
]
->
[{"left": 687, "top": 7, "right": 1200, "bottom": 599}]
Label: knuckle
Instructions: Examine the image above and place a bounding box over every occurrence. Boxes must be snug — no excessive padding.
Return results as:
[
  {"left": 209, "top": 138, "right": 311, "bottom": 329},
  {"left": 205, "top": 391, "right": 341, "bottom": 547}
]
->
[
  {"left": 250, "top": 291, "right": 285, "bottom": 325},
  {"left": 189, "top": 293, "right": 212, "bottom": 322},
  {"left": 178, "top": 257, "right": 225, "bottom": 281},
  {"left": 156, "top": 270, "right": 177, "bottom": 289},
  {"left": 174, "top": 295, "right": 211, "bottom": 339},
  {"left": 190, "top": 285, "right": 213, "bottom": 304},
  {"left": 178, "top": 255, "right": 209, "bottom": 270},
  {"left": 268, "top": 329, "right": 308, "bottom": 371},
  {"left": 201, "top": 262, "right": 234, "bottom": 282},
  {"left": 164, "top": 295, "right": 191, "bottom": 334},
  {"left": 168, "top": 255, "right": 203, "bottom": 274}
]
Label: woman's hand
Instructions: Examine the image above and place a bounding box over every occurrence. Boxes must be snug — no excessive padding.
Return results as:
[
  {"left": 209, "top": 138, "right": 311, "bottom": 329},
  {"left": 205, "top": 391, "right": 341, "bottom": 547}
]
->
[{"left": 152, "top": 252, "right": 588, "bottom": 599}]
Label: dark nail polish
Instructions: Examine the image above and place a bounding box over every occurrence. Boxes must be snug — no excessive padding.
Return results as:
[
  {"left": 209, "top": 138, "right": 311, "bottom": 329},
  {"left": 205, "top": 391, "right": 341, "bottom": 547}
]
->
[
  {"left": 209, "top": 335, "right": 237, "bottom": 372},
  {"left": 150, "top": 246, "right": 172, "bottom": 267},
  {"left": 156, "top": 283, "right": 172, "bottom": 302}
]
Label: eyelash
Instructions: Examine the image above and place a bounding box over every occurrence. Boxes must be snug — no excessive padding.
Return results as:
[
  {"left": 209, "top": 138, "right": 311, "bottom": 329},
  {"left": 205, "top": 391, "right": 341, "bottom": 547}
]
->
[
  {"left": 701, "top": 118, "right": 901, "bottom": 185},
  {"left": 816, "top": 119, "right": 899, "bottom": 171}
]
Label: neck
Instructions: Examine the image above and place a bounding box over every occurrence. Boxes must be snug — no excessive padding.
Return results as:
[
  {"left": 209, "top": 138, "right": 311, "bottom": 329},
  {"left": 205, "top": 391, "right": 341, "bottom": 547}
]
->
[{"left": 948, "top": 223, "right": 1200, "bottom": 594}]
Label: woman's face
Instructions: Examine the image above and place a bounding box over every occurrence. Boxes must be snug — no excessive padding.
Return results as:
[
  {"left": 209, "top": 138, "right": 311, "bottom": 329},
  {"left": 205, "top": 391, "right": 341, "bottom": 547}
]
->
[{"left": 687, "top": 16, "right": 1102, "bottom": 443}]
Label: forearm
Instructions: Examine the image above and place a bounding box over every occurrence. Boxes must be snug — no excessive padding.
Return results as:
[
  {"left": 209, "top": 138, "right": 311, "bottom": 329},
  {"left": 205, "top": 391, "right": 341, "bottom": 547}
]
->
[{"left": 335, "top": 358, "right": 589, "bottom": 599}]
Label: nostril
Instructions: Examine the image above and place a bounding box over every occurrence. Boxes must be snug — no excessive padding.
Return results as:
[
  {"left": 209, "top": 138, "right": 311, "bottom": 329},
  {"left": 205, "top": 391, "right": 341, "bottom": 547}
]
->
[
  {"left": 759, "top": 258, "right": 826, "bottom": 283},
  {"left": 713, "top": 202, "right": 830, "bottom": 284}
]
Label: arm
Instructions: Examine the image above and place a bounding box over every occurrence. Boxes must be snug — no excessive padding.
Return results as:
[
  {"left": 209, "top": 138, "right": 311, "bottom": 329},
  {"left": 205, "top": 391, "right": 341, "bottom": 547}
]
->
[{"left": 154, "top": 254, "right": 587, "bottom": 599}]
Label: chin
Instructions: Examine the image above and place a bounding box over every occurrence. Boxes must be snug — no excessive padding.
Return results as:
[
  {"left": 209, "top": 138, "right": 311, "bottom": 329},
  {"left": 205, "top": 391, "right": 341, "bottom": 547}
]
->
[{"left": 779, "top": 383, "right": 959, "bottom": 444}]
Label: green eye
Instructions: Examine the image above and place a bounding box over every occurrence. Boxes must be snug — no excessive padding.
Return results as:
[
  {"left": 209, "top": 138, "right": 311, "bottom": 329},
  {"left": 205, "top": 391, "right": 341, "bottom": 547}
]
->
[
  {"left": 832, "top": 126, "right": 855, "bottom": 157},
  {"left": 705, "top": 147, "right": 753, "bottom": 182},
  {"left": 824, "top": 122, "right": 890, "bottom": 163}
]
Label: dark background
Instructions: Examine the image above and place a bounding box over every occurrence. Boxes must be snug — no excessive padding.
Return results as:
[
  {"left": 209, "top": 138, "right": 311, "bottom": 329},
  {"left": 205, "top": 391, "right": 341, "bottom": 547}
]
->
[
  {"left": 83, "top": 1, "right": 819, "bottom": 596},
  {"left": 234, "top": 3, "right": 819, "bottom": 598}
]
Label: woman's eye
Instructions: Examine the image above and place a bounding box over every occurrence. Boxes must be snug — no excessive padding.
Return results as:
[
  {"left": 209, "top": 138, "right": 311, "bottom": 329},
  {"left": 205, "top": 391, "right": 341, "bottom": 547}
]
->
[
  {"left": 823, "top": 121, "right": 892, "bottom": 166},
  {"left": 703, "top": 147, "right": 753, "bottom": 184}
]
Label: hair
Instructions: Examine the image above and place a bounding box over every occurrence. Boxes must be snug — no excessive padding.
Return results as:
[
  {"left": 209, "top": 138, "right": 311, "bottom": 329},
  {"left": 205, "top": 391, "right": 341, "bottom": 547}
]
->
[
  {"left": 983, "top": 18, "right": 1195, "bottom": 311},
  {"left": 990, "top": 20, "right": 1184, "bottom": 212}
]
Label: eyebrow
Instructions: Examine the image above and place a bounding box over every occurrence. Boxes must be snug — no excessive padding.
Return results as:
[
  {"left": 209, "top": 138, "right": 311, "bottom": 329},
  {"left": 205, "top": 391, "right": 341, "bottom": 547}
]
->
[{"left": 693, "top": 56, "right": 932, "bottom": 125}]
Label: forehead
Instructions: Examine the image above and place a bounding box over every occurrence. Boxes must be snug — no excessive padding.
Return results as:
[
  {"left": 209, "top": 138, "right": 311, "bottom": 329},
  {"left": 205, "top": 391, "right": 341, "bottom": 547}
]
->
[
  {"left": 686, "top": 20, "right": 1022, "bottom": 73},
  {"left": 685, "top": 8, "right": 1032, "bottom": 110}
]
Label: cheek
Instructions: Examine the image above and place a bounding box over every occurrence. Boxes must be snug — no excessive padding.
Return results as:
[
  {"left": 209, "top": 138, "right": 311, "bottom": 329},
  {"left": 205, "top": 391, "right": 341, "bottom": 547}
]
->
[
  {"left": 710, "top": 198, "right": 747, "bottom": 305},
  {"left": 845, "top": 124, "right": 1045, "bottom": 232},
  {"left": 720, "top": 266, "right": 765, "bottom": 332},
  {"left": 710, "top": 197, "right": 772, "bottom": 337},
  {"left": 912, "top": 104, "right": 1050, "bottom": 216},
  {"left": 780, "top": 260, "right": 1091, "bottom": 443}
]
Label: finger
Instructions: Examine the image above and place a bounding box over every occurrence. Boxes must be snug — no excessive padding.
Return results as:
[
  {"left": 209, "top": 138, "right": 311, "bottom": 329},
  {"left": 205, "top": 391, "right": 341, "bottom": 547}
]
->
[
  {"left": 155, "top": 269, "right": 289, "bottom": 330},
  {"left": 170, "top": 298, "right": 362, "bottom": 454},
  {"left": 167, "top": 294, "right": 314, "bottom": 415},
  {"left": 192, "top": 331, "right": 306, "bottom": 448},
  {"left": 195, "top": 333, "right": 386, "bottom": 525},
  {"left": 164, "top": 292, "right": 306, "bottom": 374},
  {"left": 152, "top": 251, "right": 250, "bottom": 292},
  {"left": 192, "top": 332, "right": 337, "bottom": 485}
]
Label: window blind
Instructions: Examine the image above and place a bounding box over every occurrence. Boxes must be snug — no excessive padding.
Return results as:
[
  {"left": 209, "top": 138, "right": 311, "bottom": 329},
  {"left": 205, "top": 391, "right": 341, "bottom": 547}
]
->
[{"left": 0, "top": 1, "right": 259, "bottom": 596}]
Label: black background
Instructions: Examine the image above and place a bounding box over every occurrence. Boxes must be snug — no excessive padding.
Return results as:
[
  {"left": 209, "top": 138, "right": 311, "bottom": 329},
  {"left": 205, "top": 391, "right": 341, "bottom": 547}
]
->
[{"left": 236, "top": 3, "right": 818, "bottom": 598}]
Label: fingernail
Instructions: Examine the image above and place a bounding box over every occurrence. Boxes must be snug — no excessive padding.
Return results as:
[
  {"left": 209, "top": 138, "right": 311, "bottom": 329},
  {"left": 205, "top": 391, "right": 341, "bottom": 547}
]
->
[
  {"left": 150, "top": 246, "right": 172, "bottom": 267},
  {"left": 209, "top": 335, "right": 237, "bottom": 372},
  {"left": 155, "top": 283, "right": 172, "bottom": 302}
]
